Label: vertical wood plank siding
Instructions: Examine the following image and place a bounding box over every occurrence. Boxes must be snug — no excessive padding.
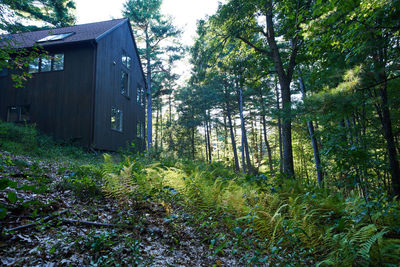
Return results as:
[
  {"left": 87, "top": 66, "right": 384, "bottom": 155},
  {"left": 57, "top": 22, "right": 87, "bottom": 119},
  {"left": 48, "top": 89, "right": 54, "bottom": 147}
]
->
[
  {"left": 0, "top": 20, "right": 146, "bottom": 151},
  {"left": 93, "top": 22, "right": 146, "bottom": 151},
  {"left": 0, "top": 44, "right": 94, "bottom": 147}
]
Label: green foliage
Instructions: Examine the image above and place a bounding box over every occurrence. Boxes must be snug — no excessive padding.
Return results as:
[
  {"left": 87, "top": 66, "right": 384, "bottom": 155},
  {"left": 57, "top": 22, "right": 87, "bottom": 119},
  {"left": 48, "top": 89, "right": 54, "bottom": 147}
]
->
[
  {"left": 103, "top": 153, "right": 400, "bottom": 265},
  {"left": 57, "top": 164, "right": 104, "bottom": 200},
  {"left": 1, "top": 0, "right": 76, "bottom": 33},
  {"left": 0, "top": 121, "right": 99, "bottom": 163}
]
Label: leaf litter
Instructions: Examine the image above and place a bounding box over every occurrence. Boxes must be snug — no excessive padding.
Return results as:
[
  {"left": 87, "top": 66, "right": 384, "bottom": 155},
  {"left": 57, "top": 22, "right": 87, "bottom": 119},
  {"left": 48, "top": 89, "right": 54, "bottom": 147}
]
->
[{"left": 1, "top": 153, "right": 247, "bottom": 266}]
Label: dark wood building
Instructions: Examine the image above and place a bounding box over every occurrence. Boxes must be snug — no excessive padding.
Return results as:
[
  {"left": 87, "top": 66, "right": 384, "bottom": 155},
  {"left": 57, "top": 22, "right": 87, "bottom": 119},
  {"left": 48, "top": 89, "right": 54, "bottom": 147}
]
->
[{"left": 0, "top": 18, "right": 146, "bottom": 151}]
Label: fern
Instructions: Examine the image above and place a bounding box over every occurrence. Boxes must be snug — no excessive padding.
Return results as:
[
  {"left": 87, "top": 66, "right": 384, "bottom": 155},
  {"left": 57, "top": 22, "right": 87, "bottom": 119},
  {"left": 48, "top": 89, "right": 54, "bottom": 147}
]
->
[{"left": 102, "top": 164, "right": 136, "bottom": 203}]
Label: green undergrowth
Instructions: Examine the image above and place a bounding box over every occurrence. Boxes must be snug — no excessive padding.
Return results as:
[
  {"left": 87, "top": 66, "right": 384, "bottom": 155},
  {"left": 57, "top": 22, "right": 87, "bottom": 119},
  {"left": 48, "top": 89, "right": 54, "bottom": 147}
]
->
[
  {"left": 2, "top": 121, "right": 400, "bottom": 265},
  {"left": 0, "top": 120, "right": 100, "bottom": 164},
  {"left": 101, "top": 154, "right": 400, "bottom": 266}
]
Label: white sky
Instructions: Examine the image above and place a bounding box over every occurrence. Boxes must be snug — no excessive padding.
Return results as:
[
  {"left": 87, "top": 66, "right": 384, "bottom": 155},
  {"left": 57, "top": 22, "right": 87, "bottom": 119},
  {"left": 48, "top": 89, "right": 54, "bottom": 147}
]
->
[{"left": 74, "top": 0, "right": 220, "bottom": 47}]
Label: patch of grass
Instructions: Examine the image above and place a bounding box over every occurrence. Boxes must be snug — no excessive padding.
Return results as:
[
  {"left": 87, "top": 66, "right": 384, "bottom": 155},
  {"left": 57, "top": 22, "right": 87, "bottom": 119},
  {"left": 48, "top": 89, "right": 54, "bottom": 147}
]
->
[{"left": 0, "top": 120, "right": 100, "bottom": 164}]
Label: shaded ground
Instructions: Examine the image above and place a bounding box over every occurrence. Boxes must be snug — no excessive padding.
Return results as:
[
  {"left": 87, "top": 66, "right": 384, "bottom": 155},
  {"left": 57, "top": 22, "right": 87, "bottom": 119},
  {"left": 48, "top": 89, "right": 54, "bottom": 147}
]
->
[{"left": 0, "top": 153, "right": 244, "bottom": 266}]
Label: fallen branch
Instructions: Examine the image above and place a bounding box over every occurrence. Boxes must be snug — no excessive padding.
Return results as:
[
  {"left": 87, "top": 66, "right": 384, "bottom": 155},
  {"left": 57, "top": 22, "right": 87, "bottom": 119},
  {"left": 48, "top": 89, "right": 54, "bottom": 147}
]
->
[
  {"left": 59, "top": 218, "right": 135, "bottom": 229},
  {"left": 5, "top": 210, "right": 68, "bottom": 232}
]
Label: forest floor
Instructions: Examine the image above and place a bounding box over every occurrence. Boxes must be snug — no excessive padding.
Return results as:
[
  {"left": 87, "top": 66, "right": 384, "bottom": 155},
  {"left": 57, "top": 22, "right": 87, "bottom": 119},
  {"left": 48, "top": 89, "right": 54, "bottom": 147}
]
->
[{"left": 0, "top": 152, "right": 246, "bottom": 266}]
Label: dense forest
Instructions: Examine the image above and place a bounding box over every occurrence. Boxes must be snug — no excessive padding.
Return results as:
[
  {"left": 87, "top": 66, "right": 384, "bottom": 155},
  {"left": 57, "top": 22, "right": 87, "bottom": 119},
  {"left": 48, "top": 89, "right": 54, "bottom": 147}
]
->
[{"left": 1, "top": 0, "right": 400, "bottom": 266}]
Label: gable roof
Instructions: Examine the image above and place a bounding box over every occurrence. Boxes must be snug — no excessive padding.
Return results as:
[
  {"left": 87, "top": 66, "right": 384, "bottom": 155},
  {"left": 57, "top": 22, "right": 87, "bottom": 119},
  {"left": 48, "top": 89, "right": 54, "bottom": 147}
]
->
[{"left": 1, "top": 18, "right": 128, "bottom": 49}]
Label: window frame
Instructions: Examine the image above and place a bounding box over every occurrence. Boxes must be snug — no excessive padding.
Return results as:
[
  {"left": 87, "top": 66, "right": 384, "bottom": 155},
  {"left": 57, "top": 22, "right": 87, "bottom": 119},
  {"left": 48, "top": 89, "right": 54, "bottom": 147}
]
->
[
  {"left": 28, "top": 53, "right": 64, "bottom": 74},
  {"left": 121, "top": 70, "right": 130, "bottom": 97},
  {"left": 111, "top": 107, "right": 123, "bottom": 132},
  {"left": 6, "top": 105, "right": 31, "bottom": 123},
  {"left": 137, "top": 86, "right": 145, "bottom": 107},
  {"left": 121, "top": 50, "right": 132, "bottom": 69}
]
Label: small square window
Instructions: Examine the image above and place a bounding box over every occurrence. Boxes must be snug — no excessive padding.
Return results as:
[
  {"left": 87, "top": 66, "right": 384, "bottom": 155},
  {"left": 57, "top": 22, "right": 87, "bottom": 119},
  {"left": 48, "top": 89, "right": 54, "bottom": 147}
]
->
[
  {"left": 111, "top": 107, "right": 123, "bottom": 132},
  {"left": 29, "top": 58, "right": 40, "bottom": 73},
  {"left": 52, "top": 54, "right": 64, "bottom": 71},
  {"left": 122, "top": 51, "right": 131, "bottom": 69},
  {"left": 41, "top": 57, "right": 52, "bottom": 72},
  {"left": 121, "top": 71, "right": 129, "bottom": 96},
  {"left": 7, "top": 106, "right": 19, "bottom": 122}
]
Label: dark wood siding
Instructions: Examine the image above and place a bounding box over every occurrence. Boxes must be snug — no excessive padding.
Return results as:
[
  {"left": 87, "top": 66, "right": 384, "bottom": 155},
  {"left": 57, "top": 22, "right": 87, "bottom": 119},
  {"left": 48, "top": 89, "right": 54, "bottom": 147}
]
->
[
  {"left": 0, "top": 44, "right": 95, "bottom": 147},
  {"left": 93, "top": 21, "right": 146, "bottom": 151}
]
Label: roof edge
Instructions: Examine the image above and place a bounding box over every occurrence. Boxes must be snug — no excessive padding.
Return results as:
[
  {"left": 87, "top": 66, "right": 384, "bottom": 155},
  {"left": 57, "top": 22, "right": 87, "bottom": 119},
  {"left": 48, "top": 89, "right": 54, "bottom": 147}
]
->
[{"left": 95, "top": 18, "right": 128, "bottom": 42}]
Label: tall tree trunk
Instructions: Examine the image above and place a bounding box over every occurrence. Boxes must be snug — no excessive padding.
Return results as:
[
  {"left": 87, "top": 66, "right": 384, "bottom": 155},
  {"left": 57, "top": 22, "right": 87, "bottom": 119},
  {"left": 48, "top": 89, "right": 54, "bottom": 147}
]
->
[
  {"left": 275, "top": 80, "right": 283, "bottom": 174},
  {"left": 204, "top": 121, "right": 208, "bottom": 162},
  {"left": 238, "top": 81, "right": 252, "bottom": 174},
  {"left": 262, "top": 114, "right": 274, "bottom": 175},
  {"left": 224, "top": 114, "right": 228, "bottom": 160},
  {"left": 259, "top": 119, "right": 263, "bottom": 170},
  {"left": 168, "top": 95, "right": 173, "bottom": 150},
  {"left": 191, "top": 125, "right": 195, "bottom": 160},
  {"left": 145, "top": 28, "right": 152, "bottom": 150},
  {"left": 251, "top": 120, "right": 257, "bottom": 168},
  {"left": 226, "top": 99, "right": 240, "bottom": 172},
  {"left": 155, "top": 101, "right": 159, "bottom": 151},
  {"left": 206, "top": 116, "right": 212, "bottom": 163},
  {"left": 265, "top": 4, "right": 297, "bottom": 177},
  {"left": 159, "top": 105, "right": 163, "bottom": 150},
  {"left": 298, "top": 75, "right": 323, "bottom": 187},
  {"left": 378, "top": 82, "right": 400, "bottom": 196}
]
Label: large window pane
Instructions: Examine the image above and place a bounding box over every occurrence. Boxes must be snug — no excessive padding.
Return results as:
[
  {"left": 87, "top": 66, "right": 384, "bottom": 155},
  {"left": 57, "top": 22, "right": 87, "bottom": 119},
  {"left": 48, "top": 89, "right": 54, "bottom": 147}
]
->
[
  {"left": 121, "top": 71, "right": 129, "bottom": 96},
  {"left": 122, "top": 50, "right": 131, "bottom": 69},
  {"left": 29, "top": 58, "right": 39, "bottom": 73},
  {"left": 41, "top": 57, "right": 51, "bottom": 72},
  {"left": 52, "top": 54, "right": 64, "bottom": 71},
  {"left": 138, "top": 87, "right": 144, "bottom": 107},
  {"left": 111, "top": 107, "right": 123, "bottom": 132},
  {"left": 7, "top": 106, "right": 19, "bottom": 122}
]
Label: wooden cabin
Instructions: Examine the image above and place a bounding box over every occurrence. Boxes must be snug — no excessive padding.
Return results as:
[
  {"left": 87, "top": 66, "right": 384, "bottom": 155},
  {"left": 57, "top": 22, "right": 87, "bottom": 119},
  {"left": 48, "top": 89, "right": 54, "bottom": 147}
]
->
[{"left": 0, "top": 18, "right": 146, "bottom": 151}]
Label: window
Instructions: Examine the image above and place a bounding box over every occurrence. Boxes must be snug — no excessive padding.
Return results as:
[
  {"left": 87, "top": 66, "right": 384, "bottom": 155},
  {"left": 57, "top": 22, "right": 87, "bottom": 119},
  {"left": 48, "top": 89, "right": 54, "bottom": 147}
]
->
[
  {"left": 41, "top": 57, "right": 52, "bottom": 72},
  {"left": 37, "top": 32, "right": 75, "bottom": 43},
  {"left": 28, "top": 53, "right": 64, "bottom": 73},
  {"left": 122, "top": 50, "right": 131, "bottom": 69},
  {"left": 137, "top": 121, "right": 144, "bottom": 138},
  {"left": 52, "top": 54, "right": 64, "bottom": 71},
  {"left": 7, "top": 106, "right": 30, "bottom": 122},
  {"left": 111, "top": 107, "right": 123, "bottom": 132},
  {"left": 137, "top": 86, "right": 145, "bottom": 107},
  {"left": 121, "top": 71, "right": 129, "bottom": 96},
  {"left": 29, "top": 58, "right": 40, "bottom": 73}
]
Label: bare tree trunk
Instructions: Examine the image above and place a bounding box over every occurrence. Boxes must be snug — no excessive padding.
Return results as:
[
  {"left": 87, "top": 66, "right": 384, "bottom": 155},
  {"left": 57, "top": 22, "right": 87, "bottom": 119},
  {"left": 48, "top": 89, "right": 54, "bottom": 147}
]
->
[
  {"left": 145, "top": 28, "right": 152, "bottom": 150},
  {"left": 223, "top": 114, "right": 228, "bottom": 159},
  {"left": 262, "top": 114, "right": 274, "bottom": 175},
  {"left": 238, "top": 82, "right": 252, "bottom": 174},
  {"left": 155, "top": 101, "right": 159, "bottom": 151},
  {"left": 378, "top": 83, "right": 400, "bottom": 196},
  {"left": 206, "top": 115, "right": 212, "bottom": 163},
  {"left": 275, "top": 80, "right": 283, "bottom": 174},
  {"left": 226, "top": 100, "right": 240, "bottom": 172},
  {"left": 265, "top": 4, "right": 297, "bottom": 177},
  {"left": 259, "top": 119, "right": 263, "bottom": 170},
  {"left": 298, "top": 75, "right": 323, "bottom": 187},
  {"left": 251, "top": 120, "right": 257, "bottom": 169},
  {"left": 191, "top": 125, "right": 195, "bottom": 160},
  {"left": 168, "top": 95, "right": 173, "bottom": 150},
  {"left": 204, "top": 121, "right": 208, "bottom": 162}
]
